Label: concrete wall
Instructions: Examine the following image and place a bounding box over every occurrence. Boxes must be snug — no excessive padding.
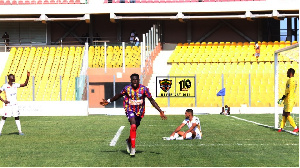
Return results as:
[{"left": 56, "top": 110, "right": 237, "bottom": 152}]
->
[
  {"left": 0, "top": 101, "right": 298, "bottom": 116},
  {"left": 0, "top": 101, "right": 89, "bottom": 116},
  {"left": 0, "top": 52, "right": 10, "bottom": 76}
]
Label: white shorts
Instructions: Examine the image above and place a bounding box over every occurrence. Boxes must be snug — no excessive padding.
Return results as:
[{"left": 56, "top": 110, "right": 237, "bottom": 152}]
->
[
  {"left": 3, "top": 105, "right": 20, "bottom": 117},
  {"left": 185, "top": 132, "right": 202, "bottom": 140}
]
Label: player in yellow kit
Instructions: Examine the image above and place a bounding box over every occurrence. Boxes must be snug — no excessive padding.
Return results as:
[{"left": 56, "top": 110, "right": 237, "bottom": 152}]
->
[{"left": 277, "top": 68, "right": 298, "bottom": 133}]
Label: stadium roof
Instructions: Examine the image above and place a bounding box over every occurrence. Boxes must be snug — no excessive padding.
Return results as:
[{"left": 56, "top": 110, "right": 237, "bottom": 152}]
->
[{"left": 0, "top": 0, "right": 298, "bottom": 23}]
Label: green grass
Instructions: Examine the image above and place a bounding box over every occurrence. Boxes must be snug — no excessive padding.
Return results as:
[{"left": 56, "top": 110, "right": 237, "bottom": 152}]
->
[{"left": 0, "top": 114, "right": 298, "bottom": 167}]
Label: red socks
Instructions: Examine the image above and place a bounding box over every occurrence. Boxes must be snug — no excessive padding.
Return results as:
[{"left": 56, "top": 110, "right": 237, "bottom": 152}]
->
[{"left": 130, "top": 124, "right": 136, "bottom": 148}]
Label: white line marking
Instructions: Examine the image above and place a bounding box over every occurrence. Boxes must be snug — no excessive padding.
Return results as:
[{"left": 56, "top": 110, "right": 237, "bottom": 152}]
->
[
  {"left": 230, "top": 115, "right": 299, "bottom": 136},
  {"left": 138, "top": 143, "right": 298, "bottom": 147},
  {"left": 110, "top": 126, "right": 125, "bottom": 146}
]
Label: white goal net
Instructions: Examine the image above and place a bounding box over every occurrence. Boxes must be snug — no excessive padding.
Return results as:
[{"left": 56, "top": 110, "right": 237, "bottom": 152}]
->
[{"left": 274, "top": 43, "right": 299, "bottom": 129}]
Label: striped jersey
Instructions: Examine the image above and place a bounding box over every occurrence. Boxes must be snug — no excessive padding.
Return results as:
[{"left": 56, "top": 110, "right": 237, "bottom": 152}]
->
[{"left": 121, "top": 84, "right": 152, "bottom": 118}]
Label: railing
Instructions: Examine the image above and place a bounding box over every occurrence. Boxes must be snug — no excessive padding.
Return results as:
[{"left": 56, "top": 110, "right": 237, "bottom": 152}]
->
[
  {"left": 0, "top": 0, "right": 87, "bottom": 5},
  {"left": 103, "top": 0, "right": 266, "bottom": 3}
]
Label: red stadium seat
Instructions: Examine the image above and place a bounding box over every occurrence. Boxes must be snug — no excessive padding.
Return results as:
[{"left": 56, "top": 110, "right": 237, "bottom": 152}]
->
[
  {"left": 74, "top": 0, "right": 79, "bottom": 3},
  {"left": 139, "top": 0, "right": 147, "bottom": 2},
  {"left": 44, "top": 0, "right": 50, "bottom": 4},
  {"left": 37, "top": 0, "right": 42, "bottom": 4},
  {"left": 30, "top": 0, "right": 36, "bottom": 4},
  {"left": 18, "top": 0, "right": 25, "bottom": 4},
  {"left": 11, "top": 0, "right": 18, "bottom": 4},
  {"left": 61, "top": 0, "right": 68, "bottom": 3},
  {"left": 4, "top": 0, "right": 11, "bottom": 4},
  {"left": 49, "top": 0, "right": 56, "bottom": 3},
  {"left": 0, "top": 0, "right": 4, "bottom": 5},
  {"left": 153, "top": 0, "right": 160, "bottom": 3},
  {"left": 69, "top": 0, "right": 74, "bottom": 3}
]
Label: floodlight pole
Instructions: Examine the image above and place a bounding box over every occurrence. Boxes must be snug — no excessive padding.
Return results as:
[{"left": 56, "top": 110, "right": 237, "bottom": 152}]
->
[
  {"left": 122, "top": 42, "right": 125, "bottom": 73},
  {"left": 222, "top": 73, "right": 224, "bottom": 107},
  {"left": 104, "top": 42, "right": 107, "bottom": 73},
  {"left": 113, "top": 75, "right": 116, "bottom": 108},
  {"left": 195, "top": 74, "right": 197, "bottom": 107},
  {"left": 32, "top": 76, "right": 35, "bottom": 101}
]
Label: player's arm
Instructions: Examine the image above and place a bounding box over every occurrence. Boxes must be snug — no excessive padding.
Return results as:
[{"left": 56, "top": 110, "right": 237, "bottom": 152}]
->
[
  {"left": 186, "top": 123, "right": 197, "bottom": 134},
  {"left": 20, "top": 71, "right": 30, "bottom": 87},
  {"left": 0, "top": 90, "right": 9, "bottom": 104},
  {"left": 278, "top": 81, "right": 290, "bottom": 104},
  {"left": 100, "top": 93, "right": 123, "bottom": 106},
  {"left": 147, "top": 97, "right": 167, "bottom": 120},
  {"left": 183, "top": 123, "right": 197, "bottom": 138},
  {"left": 170, "top": 123, "right": 185, "bottom": 137}
]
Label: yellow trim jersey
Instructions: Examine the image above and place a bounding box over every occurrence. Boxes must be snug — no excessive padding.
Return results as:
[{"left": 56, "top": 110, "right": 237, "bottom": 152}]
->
[{"left": 284, "top": 77, "right": 297, "bottom": 106}]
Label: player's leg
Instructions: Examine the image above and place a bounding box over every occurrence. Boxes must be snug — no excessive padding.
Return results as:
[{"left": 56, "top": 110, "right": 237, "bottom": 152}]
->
[
  {"left": 13, "top": 106, "right": 23, "bottom": 135},
  {"left": 129, "top": 116, "right": 137, "bottom": 156},
  {"left": 184, "top": 131, "right": 196, "bottom": 140},
  {"left": 285, "top": 110, "right": 298, "bottom": 132},
  {"left": 0, "top": 116, "right": 7, "bottom": 135},
  {"left": 278, "top": 110, "right": 287, "bottom": 132},
  {"left": 14, "top": 117, "right": 24, "bottom": 135}
]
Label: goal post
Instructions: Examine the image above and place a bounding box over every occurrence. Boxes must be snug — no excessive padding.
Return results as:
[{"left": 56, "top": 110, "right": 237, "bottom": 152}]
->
[{"left": 274, "top": 43, "right": 299, "bottom": 129}]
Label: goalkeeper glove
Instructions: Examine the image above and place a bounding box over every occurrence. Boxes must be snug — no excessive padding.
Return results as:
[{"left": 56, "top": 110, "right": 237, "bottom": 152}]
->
[{"left": 277, "top": 99, "right": 283, "bottom": 105}]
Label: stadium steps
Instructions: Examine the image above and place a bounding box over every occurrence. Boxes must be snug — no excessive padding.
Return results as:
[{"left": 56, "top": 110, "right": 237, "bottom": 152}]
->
[{"left": 145, "top": 50, "right": 173, "bottom": 107}]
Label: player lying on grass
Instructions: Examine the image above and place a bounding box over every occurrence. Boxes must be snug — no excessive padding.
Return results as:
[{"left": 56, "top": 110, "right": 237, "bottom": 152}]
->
[
  {"left": 100, "top": 73, "right": 167, "bottom": 156},
  {"left": 0, "top": 72, "right": 30, "bottom": 136},
  {"left": 277, "top": 68, "right": 298, "bottom": 133},
  {"left": 169, "top": 109, "right": 202, "bottom": 140}
]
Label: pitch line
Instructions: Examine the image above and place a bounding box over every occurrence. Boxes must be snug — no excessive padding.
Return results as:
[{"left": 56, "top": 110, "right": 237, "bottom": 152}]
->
[
  {"left": 138, "top": 143, "right": 298, "bottom": 147},
  {"left": 230, "top": 115, "right": 299, "bottom": 136},
  {"left": 110, "top": 126, "right": 125, "bottom": 146}
]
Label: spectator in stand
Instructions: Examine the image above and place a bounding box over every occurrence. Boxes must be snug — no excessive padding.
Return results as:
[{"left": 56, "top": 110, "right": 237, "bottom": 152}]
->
[
  {"left": 130, "top": 30, "right": 136, "bottom": 45},
  {"left": 255, "top": 43, "right": 260, "bottom": 60},
  {"left": 134, "top": 34, "right": 140, "bottom": 46},
  {"left": 2, "top": 32, "right": 9, "bottom": 50}
]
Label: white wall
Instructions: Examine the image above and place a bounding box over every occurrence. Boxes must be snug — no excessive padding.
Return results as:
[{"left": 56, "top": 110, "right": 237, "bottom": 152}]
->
[
  {"left": 0, "top": 101, "right": 89, "bottom": 116},
  {"left": 0, "top": 101, "right": 298, "bottom": 116},
  {"left": 88, "top": 106, "right": 300, "bottom": 115},
  {"left": 0, "top": 52, "right": 10, "bottom": 76}
]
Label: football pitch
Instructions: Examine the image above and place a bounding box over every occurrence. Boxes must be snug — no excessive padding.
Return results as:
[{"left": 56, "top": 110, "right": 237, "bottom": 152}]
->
[{"left": 0, "top": 114, "right": 298, "bottom": 167}]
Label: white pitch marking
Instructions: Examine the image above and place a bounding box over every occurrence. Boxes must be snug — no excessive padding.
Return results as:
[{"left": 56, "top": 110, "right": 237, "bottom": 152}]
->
[
  {"left": 110, "top": 126, "right": 125, "bottom": 146},
  {"left": 230, "top": 115, "right": 299, "bottom": 136},
  {"left": 138, "top": 143, "right": 298, "bottom": 147}
]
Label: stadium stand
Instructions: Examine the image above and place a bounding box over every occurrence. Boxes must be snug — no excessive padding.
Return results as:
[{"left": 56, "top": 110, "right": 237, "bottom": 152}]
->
[
  {"left": 88, "top": 45, "right": 141, "bottom": 68},
  {"left": 0, "top": 46, "right": 84, "bottom": 102},
  {"left": 103, "top": 0, "right": 266, "bottom": 3},
  {"left": 155, "top": 41, "right": 299, "bottom": 107},
  {"left": 0, "top": 0, "right": 83, "bottom": 5}
]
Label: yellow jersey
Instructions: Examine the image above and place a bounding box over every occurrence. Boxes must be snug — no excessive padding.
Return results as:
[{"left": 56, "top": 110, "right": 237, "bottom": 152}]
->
[{"left": 284, "top": 77, "right": 297, "bottom": 106}]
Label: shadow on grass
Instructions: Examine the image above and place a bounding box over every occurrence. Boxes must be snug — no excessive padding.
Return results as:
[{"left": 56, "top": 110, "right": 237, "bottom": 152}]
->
[
  {"left": 258, "top": 124, "right": 298, "bottom": 136},
  {"left": 8, "top": 132, "right": 19, "bottom": 135},
  {"left": 120, "top": 150, "right": 144, "bottom": 154}
]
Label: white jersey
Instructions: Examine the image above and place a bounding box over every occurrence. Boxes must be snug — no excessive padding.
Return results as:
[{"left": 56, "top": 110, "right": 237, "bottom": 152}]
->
[
  {"left": 0, "top": 83, "right": 20, "bottom": 106},
  {"left": 182, "top": 116, "right": 201, "bottom": 135}
]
